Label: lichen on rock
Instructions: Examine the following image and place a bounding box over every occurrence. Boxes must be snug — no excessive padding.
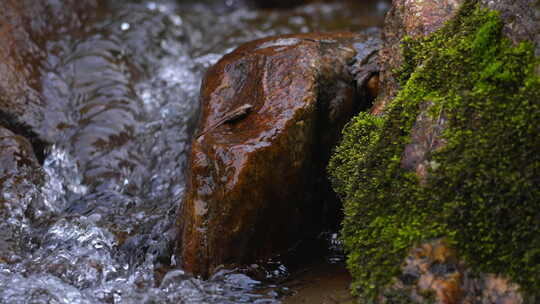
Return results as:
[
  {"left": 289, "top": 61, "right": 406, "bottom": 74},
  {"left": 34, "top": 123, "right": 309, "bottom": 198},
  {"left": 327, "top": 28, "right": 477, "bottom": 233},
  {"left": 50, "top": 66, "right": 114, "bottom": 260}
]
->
[{"left": 328, "top": 0, "right": 540, "bottom": 302}]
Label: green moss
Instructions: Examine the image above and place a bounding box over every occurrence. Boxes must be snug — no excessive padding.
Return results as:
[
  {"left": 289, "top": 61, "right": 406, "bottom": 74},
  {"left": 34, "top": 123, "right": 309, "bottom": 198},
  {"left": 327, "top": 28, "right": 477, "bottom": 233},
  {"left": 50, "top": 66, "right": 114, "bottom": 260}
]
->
[{"left": 328, "top": 1, "right": 540, "bottom": 302}]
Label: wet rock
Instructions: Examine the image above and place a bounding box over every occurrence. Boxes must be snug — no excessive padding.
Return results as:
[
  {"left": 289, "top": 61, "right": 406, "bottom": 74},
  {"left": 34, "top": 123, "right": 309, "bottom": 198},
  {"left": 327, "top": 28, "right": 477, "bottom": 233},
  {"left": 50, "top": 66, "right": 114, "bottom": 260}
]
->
[
  {"left": 0, "top": 127, "right": 41, "bottom": 179},
  {"left": 349, "top": 36, "right": 382, "bottom": 102},
  {"left": 179, "top": 32, "right": 378, "bottom": 277},
  {"left": 0, "top": 0, "right": 104, "bottom": 151},
  {"left": 0, "top": 126, "right": 42, "bottom": 262},
  {"left": 0, "top": 125, "right": 42, "bottom": 212}
]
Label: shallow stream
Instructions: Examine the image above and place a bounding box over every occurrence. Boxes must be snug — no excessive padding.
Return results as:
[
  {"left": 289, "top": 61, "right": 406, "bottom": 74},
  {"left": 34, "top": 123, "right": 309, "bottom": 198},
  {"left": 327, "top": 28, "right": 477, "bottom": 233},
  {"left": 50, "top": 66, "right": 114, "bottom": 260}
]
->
[{"left": 0, "top": 1, "right": 387, "bottom": 303}]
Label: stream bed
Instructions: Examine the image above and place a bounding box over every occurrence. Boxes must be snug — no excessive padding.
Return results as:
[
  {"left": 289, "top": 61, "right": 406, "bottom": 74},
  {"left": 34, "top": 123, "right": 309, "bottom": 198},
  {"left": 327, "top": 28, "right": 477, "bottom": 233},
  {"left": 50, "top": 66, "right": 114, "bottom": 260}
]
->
[{"left": 0, "top": 1, "right": 387, "bottom": 303}]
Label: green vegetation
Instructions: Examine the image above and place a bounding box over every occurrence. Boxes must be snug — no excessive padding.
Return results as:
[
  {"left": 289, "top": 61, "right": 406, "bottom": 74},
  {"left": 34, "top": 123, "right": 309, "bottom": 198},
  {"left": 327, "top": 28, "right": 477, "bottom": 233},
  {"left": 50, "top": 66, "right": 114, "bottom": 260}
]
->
[{"left": 328, "top": 1, "right": 540, "bottom": 302}]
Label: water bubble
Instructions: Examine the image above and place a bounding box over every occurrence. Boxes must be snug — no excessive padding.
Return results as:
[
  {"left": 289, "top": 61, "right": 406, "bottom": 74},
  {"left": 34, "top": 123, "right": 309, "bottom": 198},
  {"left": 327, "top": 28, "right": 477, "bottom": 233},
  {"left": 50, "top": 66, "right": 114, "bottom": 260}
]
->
[{"left": 170, "top": 15, "right": 183, "bottom": 26}]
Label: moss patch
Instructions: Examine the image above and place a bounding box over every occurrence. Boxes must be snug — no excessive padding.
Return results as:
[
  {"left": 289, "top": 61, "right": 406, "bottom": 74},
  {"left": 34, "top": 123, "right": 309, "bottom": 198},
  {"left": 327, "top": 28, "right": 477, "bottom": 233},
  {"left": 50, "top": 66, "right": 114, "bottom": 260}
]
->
[{"left": 328, "top": 1, "right": 540, "bottom": 302}]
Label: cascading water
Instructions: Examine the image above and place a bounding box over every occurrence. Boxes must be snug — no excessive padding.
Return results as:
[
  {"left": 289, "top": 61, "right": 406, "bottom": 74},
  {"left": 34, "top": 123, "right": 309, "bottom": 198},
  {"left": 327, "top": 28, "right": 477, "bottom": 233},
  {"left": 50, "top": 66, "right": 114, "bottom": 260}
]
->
[{"left": 0, "top": 1, "right": 387, "bottom": 303}]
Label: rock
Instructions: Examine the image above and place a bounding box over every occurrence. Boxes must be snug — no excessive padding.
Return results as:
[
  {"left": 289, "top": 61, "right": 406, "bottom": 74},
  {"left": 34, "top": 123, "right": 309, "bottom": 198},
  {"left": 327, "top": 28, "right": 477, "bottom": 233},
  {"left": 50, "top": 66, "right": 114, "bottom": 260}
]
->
[
  {"left": 374, "top": 0, "right": 464, "bottom": 178},
  {"left": 179, "top": 32, "right": 379, "bottom": 277},
  {"left": 480, "top": 0, "right": 540, "bottom": 56},
  {"left": 376, "top": 0, "right": 463, "bottom": 176},
  {"left": 329, "top": 0, "right": 540, "bottom": 301},
  {"left": 0, "top": 0, "right": 104, "bottom": 155},
  {"left": 349, "top": 36, "right": 382, "bottom": 102},
  {"left": 378, "top": 0, "right": 540, "bottom": 179},
  {"left": 0, "top": 126, "right": 43, "bottom": 262},
  {"left": 0, "top": 0, "right": 103, "bottom": 265},
  {"left": 400, "top": 100, "right": 448, "bottom": 182},
  {"left": 0, "top": 127, "right": 41, "bottom": 178},
  {"left": 383, "top": 239, "right": 523, "bottom": 304},
  {"left": 375, "top": 0, "right": 464, "bottom": 115}
]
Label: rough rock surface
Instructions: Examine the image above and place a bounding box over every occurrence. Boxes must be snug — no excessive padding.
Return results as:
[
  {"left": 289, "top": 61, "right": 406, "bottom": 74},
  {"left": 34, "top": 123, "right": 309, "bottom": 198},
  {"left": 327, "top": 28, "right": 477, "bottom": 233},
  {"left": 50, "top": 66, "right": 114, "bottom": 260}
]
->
[
  {"left": 374, "top": 0, "right": 464, "bottom": 115},
  {"left": 480, "top": 0, "right": 540, "bottom": 56},
  {"left": 0, "top": 127, "right": 41, "bottom": 179},
  {"left": 0, "top": 126, "right": 43, "bottom": 262},
  {"left": 376, "top": 0, "right": 463, "bottom": 180},
  {"left": 380, "top": 0, "right": 539, "bottom": 179},
  {"left": 0, "top": 0, "right": 103, "bottom": 263},
  {"left": 179, "top": 32, "right": 378, "bottom": 277},
  {"left": 384, "top": 239, "right": 523, "bottom": 304},
  {"left": 377, "top": 0, "right": 540, "bottom": 116},
  {"left": 0, "top": 0, "right": 103, "bottom": 154},
  {"left": 366, "top": 0, "right": 540, "bottom": 302}
]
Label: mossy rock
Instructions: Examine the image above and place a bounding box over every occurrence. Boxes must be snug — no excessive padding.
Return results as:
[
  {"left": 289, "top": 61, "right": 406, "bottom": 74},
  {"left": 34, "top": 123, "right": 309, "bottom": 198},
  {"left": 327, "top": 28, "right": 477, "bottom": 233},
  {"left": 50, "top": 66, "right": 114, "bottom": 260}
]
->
[{"left": 328, "top": 1, "right": 540, "bottom": 302}]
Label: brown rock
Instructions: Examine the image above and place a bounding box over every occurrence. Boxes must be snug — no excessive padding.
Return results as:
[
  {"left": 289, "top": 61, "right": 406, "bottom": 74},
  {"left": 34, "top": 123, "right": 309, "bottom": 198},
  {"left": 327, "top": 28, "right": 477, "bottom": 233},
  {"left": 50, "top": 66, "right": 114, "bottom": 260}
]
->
[
  {"left": 179, "top": 32, "right": 377, "bottom": 277},
  {"left": 349, "top": 35, "right": 382, "bottom": 102}
]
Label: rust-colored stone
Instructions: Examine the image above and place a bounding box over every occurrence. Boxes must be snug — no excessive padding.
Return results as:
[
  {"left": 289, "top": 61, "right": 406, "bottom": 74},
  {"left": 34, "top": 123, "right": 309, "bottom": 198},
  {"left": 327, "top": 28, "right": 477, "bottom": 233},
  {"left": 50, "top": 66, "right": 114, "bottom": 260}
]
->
[{"left": 179, "top": 32, "right": 377, "bottom": 277}]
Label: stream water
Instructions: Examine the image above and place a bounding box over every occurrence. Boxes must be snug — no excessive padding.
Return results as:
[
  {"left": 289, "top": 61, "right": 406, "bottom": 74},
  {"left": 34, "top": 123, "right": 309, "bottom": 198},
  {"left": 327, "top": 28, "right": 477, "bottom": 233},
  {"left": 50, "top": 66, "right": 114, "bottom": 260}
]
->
[{"left": 0, "top": 1, "right": 387, "bottom": 303}]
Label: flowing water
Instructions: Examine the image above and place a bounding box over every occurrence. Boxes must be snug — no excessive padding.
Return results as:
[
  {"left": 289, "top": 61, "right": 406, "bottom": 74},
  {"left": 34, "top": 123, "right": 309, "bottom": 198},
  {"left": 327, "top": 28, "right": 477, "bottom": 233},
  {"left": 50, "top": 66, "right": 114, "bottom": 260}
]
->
[{"left": 0, "top": 1, "right": 387, "bottom": 303}]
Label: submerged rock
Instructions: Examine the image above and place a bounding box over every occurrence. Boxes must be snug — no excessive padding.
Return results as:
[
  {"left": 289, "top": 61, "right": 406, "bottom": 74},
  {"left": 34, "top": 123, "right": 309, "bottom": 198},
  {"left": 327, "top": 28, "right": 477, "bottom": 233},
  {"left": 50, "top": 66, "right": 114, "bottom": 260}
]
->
[{"left": 179, "top": 32, "right": 379, "bottom": 277}]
